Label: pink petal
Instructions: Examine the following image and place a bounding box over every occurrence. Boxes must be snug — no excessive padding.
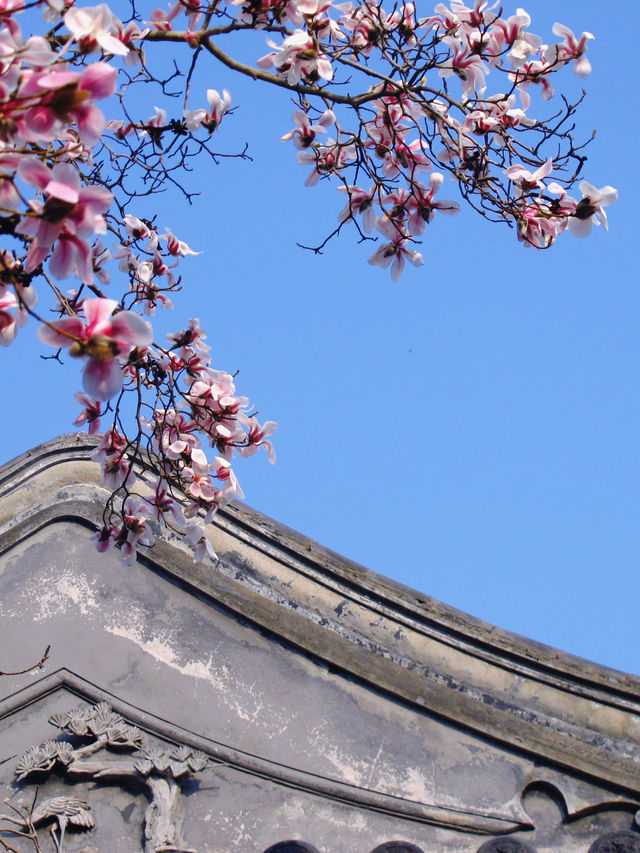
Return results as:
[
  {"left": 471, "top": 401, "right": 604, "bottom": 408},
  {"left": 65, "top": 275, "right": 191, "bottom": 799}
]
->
[
  {"left": 38, "top": 316, "right": 85, "bottom": 347},
  {"left": 83, "top": 297, "right": 118, "bottom": 331},
  {"left": 17, "top": 156, "right": 51, "bottom": 190},
  {"left": 110, "top": 310, "right": 153, "bottom": 346},
  {"left": 36, "top": 70, "right": 80, "bottom": 90},
  {"left": 83, "top": 357, "right": 124, "bottom": 400},
  {"left": 79, "top": 62, "right": 117, "bottom": 99}
]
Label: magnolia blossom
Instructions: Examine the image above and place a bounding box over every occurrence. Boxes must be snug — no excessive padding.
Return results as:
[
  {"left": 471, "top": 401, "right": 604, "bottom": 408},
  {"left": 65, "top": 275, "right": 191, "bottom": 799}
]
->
[
  {"left": 93, "top": 428, "right": 129, "bottom": 490},
  {"left": 16, "top": 158, "right": 113, "bottom": 282},
  {"left": 504, "top": 157, "right": 553, "bottom": 193},
  {"left": 64, "top": 4, "right": 130, "bottom": 56},
  {"left": 337, "top": 185, "right": 378, "bottom": 232},
  {"left": 439, "top": 36, "right": 488, "bottom": 96},
  {"left": 297, "top": 138, "right": 356, "bottom": 185},
  {"left": 185, "top": 519, "right": 217, "bottom": 561},
  {"left": 549, "top": 23, "right": 594, "bottom": 78},
  {"left": 184, "top": 88, "right": 232, "bottom": 132},
  {"left": 568, "top": 181, "right": 618, "bottom": 238},
  {"left": 0, "top": 289, "right": 21, "bottom": 345},
  {"left": 97, "top": 496, "right": 155, "bottom": 565},
  {"left": 404, "top": 174, "right": 461, "bottom": 234},
  {"left": 281, "top": 109, "right": 335, "bottom": 149},
  {"left": 19, "top": 62, "right": 117, "bottom": 146},
  {"left": 38, "top": 297, "right": 153, "bottom": 399},
  {"left": 515, "top": 202, "right": 561, "bottom": 249},
  {"left": 0, "top": 0, "right": 619, "bottom": 565},
  {"left": 237, "top": 417, "right": 277, "bottom": 463},
  {"left": 73, "top": 391, "right": 102, "bottom": 434},
  {"left": 257, "top": 31, "right": 333, "bottom": 84},
  {"left": 368, "top": 218, "right": 424, "bottom": 281}
]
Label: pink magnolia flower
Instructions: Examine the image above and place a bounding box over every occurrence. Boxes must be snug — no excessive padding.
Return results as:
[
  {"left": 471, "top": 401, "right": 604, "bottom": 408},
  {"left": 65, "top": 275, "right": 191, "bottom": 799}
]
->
[
  {"left": 38, "top": 297, "right": 153, "bottom": 400},
  {"left": 140, "top": 107, "right": 168, "bottom": 142},
  {"left": 148, "top": 2, "right": 181, "bottom": 31},
  {"left": 381, "top": 139, "right": 432, "bottom": 179},
  {"left": 368, "top": 218, "right": 424, "bottom": 281},
  {"left": 211, "top": 456, "right": 244, "bottom": 500},
  {"left": 404, "top": 173, "right": 460, "bottom": 234},
  {"left": 549, "top": 23, "right": 594, "bottom": 78},
  {"left": 145, "top": 481, "right": 186, "bottom": 526},
  {"left": 16, "top": 158, "right": 113, "bottom": 282},
  {"left": 337, "top": 185, "right": 378, "bottom": 232},
  {"left": 341, "top": 1, "right": 394, "bottom": 55},
  {"left": 504, "top": 157, "right": 553, "bottom": 193},
  {"left": 490, "top": 8, "right": 535, "bottom": 51},
  {"left": 19, "top": 62, "right": 117, "bottom": 146},
  {"left": 439, "top": 36, "right": 488, "bottom": 96},
  {"left": 257, "top": 31, "right": 333, "bottom": 85},
  {"left": 515, "top": 203, "right": 561, "bottom": 249},
  {"left": 185, "top": 519, "right": 217, "bottom": 561},
  {"left": 281, "top": 109, "right": 335, "bottom": 149},
  {"left": 166, "top": 318, "right": 210, "bottom": 353},
  {"left": 160, "top": 228, "right": 199, "bottom": 256},
  {"left": 118, "top": 496, "right": 155, "bottom": 565},
  {"left": 237, "top": 416, "right": 277, "bottom": 463},
  {"left": 446, "top": 0, "right": 499, "bottom": 29},
  {"left": 297, "top": 138, "right": 355, "bottom": 185},
  {"left": 123, "top": 215, "right": 158, "bottom": 248},
  {"left": 0, "top": 288, "right": 20, "bottom": 346},
  {"left": 73, "top": 390, "right": 102, "bottom": 434},
  {"left": 113, "top": 19, "right": 148, "bottom": 63},
  {"left": 385, "top": 3, "right": 417, "bottom": 46},
  {"left": 64, "top": 4, "right": 130, "bottom": 56},
  {"left": 510, "top": 59, "right": 555, "bottom": 100},
  {"left": 184, "top": 88, "right": 231, "bottom": 132},
  {"left": 567, "top": 181, "right": 618, "bottom": 238},
  {"left": 93, "top": 428, "right": 129, "bottom": 489},
  {"left": 107, "top": 118, "right": 134, "bottom": 138}
]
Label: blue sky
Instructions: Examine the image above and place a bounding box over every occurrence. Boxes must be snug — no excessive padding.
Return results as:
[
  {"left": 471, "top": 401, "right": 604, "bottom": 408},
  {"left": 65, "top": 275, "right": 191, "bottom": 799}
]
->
[{"left": 4, "top": 1, "right": 639, "bottom": 673}]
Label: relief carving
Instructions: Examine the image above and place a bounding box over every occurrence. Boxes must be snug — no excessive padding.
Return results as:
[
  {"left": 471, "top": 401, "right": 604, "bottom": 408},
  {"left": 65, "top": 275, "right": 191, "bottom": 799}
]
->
[
  {"left": 8, "top": 702, "right": 209, "bottom": 853},
  {"left": 476, "top": 840, "right": 537, "bottom": 853},
  {"left": 1, "top": 794, "right": 94, "bottom": 852},
  {"left": 588, "top": 832, "right": 640, "bottom": 853}
]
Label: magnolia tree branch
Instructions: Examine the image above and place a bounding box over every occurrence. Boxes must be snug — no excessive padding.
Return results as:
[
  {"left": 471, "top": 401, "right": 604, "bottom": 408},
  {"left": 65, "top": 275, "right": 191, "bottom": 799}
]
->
[
  {"left": 0, "top": 648, "right": 51, "bottom": 678},
  {"left": 0, "top": 0, "right": 617, "bottom": 565}
]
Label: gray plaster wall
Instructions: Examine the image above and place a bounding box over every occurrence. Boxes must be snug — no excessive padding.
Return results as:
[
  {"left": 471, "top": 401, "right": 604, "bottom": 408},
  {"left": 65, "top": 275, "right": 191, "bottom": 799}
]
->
[{"left": 0, "top": 437, "right": 639, "bottom": 853}]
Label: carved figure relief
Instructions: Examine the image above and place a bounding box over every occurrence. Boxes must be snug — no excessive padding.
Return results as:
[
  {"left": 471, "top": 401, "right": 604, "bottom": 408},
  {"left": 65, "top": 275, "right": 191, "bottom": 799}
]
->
[
  {"left": 0, "top": 795, "right": 94, "bottom": 852},
  {"left": 7, "top": 702, "right": 208, "bottom": 853},
  {"left": 5, "top": 701, "right": 640, "bottom": 853}
]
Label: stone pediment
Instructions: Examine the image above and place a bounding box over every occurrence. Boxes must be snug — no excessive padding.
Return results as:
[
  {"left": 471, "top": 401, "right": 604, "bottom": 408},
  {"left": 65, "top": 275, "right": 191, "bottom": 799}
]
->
[{"left": 1, "top": 435, "right": 640, "bottom": 852}]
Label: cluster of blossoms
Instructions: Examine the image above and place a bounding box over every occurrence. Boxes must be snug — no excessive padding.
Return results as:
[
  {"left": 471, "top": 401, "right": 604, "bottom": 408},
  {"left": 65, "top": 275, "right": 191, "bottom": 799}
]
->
[
  {"left": 0, "top": 0, "right": 615, "bottom": 562},
  {"left": 250, "top": 0, "right": 617, "bottom": 266},
  {"left": 0, "top": 0, "right": 276, "bottom": 565}
]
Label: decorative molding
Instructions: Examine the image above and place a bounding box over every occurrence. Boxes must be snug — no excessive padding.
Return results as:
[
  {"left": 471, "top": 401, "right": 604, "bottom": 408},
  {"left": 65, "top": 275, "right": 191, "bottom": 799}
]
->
[{"left": 0, "top": 670, "right": 533, "bottom": 837}]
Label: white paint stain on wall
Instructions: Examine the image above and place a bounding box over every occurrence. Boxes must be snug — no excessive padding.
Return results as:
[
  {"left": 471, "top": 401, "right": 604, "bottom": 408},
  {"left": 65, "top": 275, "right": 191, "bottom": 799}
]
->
[
  {"left": 20, "top": 571, "right": 99, "bottom": 621},
  {"left": 104, "top": 613, "right": 288, "bottom": 736}
]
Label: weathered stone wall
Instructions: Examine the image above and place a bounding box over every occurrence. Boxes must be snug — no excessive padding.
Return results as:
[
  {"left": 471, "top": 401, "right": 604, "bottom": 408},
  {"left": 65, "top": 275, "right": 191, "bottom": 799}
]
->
[{"left": 1, "top": 437, "right": 639, "bottom": 852}]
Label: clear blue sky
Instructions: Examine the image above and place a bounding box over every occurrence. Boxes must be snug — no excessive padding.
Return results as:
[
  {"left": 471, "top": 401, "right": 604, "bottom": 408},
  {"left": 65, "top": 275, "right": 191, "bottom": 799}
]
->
[{"left": 5, "top": 2, "right": 639, "bottom": 673}]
